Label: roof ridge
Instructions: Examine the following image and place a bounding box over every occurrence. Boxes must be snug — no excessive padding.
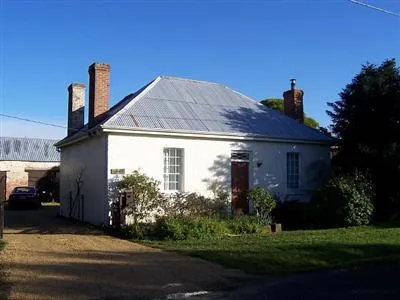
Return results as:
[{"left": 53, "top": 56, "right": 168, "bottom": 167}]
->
[
  {"left": 159, "top": 76, "right": 259, "bottom": 106},
  {"left": 159, "top": 76, "right": 225, "bottom": 87}
]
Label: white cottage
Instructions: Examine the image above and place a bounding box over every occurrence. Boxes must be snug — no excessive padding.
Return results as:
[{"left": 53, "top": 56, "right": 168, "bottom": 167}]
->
[{"left": 55, "top": 63, "right": 333, "bottom": 226}]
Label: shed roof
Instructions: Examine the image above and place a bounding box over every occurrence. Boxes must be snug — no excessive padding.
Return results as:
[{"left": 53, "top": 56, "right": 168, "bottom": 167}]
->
[
  {"left": 0, "top": 137, "right": 60, "bottom": 162},
  {"left": 58, "top": 76, "right": 333, "bottom": 146}
]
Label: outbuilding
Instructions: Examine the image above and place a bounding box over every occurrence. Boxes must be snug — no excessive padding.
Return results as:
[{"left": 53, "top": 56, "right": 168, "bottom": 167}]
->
[{"left": 0, "top": 137, "right": 60, "bottom": 201}]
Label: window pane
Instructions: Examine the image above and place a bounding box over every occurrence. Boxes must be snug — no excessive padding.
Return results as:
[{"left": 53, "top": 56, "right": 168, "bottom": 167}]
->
[
  {"left": 163, "top": 148, "right": 183, "bottom": 191},
  {"left": 287, "top": 153, "right": 299, "bottom": 188}
]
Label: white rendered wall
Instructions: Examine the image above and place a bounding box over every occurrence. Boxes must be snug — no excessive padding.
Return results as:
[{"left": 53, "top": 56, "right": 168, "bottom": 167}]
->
[
  {"left": 107, "top": 133, "right": 331, "bottom": 203},
  {"left": 59, "top": 135, "right": 108, "bottom": 225}
]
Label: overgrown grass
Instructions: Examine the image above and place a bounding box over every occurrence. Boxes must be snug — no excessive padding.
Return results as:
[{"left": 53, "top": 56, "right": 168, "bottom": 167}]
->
[
  {"left": 144, "top": 226, "right": 400, "bottom": 274},
  {"left": 0, "top": 239, "right": 5, "bottom": 251}
]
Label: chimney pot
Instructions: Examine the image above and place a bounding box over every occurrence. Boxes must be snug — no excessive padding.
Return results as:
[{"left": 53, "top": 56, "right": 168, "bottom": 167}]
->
[
  {"left": 88, "top": 62, "right": 110, "bottom": 127},
  {"left": 290, "top": 78, "right": 296, "bottom": 90},
  {"left": 283, "top": 79, "right": 304, "bottom": 123}
]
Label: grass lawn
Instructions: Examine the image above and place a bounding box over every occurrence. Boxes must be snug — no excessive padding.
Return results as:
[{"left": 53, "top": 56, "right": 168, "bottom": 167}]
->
[{"left": 144, "top": 226, "right": 400, "bottom": 275}]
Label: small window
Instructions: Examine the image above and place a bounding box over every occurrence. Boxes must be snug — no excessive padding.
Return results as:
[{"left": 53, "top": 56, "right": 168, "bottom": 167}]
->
[
  {"left": 287, "top": 153, "right": 300, "bottom": 189},
  {"left": 110, "top": 169, "right": 125, "bottom": 175},
  {"left": 163, "top": 148, "right": 183, "bottom": 191}
]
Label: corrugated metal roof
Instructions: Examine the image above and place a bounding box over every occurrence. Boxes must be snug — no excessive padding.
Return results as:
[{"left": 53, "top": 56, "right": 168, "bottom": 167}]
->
[
  {"left": 102, "top": 76, "right": 332, "bottom": 143},
  {"left": 0, "top": 137, "right": 60, "bottom": 162}
]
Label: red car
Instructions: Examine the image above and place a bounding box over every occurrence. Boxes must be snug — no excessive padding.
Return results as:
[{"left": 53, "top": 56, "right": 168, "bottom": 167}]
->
[{"left": 8, "top": 187, "right": 41, "bottom": 209}]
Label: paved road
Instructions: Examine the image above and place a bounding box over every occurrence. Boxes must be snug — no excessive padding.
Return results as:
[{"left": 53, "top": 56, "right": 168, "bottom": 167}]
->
[
  {"left": 1, "top": 205, "right": 248, "bottom": 300},
  {"left": 220, "top": 264, "right": 400, "bottom": 300}
]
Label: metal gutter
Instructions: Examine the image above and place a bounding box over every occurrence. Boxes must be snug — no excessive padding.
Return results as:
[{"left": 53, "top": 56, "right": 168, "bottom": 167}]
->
[{"left": 54, "top": 127, "right": 102, "bottom": 148}]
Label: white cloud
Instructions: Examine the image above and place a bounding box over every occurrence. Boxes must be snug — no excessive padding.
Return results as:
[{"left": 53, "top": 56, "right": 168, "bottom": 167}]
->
[{"left": 0, "top": 118, "right": 66, "bottom": 140}]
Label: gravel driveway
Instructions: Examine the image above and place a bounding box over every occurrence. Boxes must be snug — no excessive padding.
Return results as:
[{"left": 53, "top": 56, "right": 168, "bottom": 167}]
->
[{"left": 0, "top": 205, "right": 247, "bottom": 300}]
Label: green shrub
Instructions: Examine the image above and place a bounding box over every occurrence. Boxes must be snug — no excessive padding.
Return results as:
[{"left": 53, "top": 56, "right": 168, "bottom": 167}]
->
[
  {"left": 117, "top": 170, "right": 165, "bottom": 225},
  {"left": 120, "top": 223, "right": 154, "bottom": 239},
  {"left": 155, "top": 216, "right": 188, "bottom": 240},
  {"left": 247, "top": 186, "right": 277, "bottom": 222},
  {"left": 155, "top": 216, "right": 229, "bottom": 240},
  {"left": 154, "top": 215, "right": 273, "bottom": 240},
  {"left": 308, "top": 171, "right": 375, "bottom": 228},
  {"left": 163, "top": 192, "right": 229, "bottom": 218},
  {"left": 226, "top": 216, "right": 267, "bottom": 234},
  {"left": 185, "top": 217, "right": 229, "bottom": 239}
]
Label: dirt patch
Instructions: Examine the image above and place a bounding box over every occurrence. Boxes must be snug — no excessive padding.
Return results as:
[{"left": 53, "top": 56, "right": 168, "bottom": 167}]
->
[{"left": 0, "top": 206, "right": 249, "bottom": 299}]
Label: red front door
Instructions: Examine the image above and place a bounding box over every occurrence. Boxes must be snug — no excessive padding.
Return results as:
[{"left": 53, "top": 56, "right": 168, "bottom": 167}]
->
[{"left": 231, "top": 161, "right": 249, "bottom": 215}]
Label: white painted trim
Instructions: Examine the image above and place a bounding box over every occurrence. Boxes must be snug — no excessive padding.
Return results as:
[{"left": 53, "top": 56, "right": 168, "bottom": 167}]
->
[{"left": 101, "top": 126, "right": 331, "bottom": 145}]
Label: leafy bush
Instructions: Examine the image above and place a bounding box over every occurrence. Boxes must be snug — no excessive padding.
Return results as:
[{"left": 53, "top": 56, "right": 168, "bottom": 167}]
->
[
  {"left": 308, "top": 171, "right": 375, "bottom": 228},
  {"left": 247, "top": 186, "right": 277, "bottom": 222},
  {"left": 117, "top": 170, "right": 165, "bottom": 225},
  {"left": 154, "top": 215, "right": 269, "bottom": 240},
  {"left": 120, "top": 223, "right": 144, "bottom": 239},
  {"left": 162, "top": 191, "right": 229, "bottom": 218},
  {"left": 226, "top": 216, "right": 267, "bottom": 234},
  {"left": 185, "top": 218, "right": 229, "bottom": 239},
  {"left": 210, "top": 188, "right": 231, "bottom": 218},
  {"left": 154, "top": 216, "right": 188, "bottom": 240},
  {"left": 155, "top": 216, "right": 229, "bottom": 240}
]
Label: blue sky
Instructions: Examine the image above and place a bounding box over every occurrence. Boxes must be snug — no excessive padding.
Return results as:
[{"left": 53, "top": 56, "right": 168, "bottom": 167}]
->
[{"left": 1, "top": 0, "right": 399, "bottom": 139}]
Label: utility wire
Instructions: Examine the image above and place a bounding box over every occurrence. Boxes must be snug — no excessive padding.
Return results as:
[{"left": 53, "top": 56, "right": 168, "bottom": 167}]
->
[
  {"left": 0, "top": 113, "right": 66, "bottom": 129},
  {"left": 348, "top": 0, "right": 400, "bottom": 17},
  {"left": 0, "top": 113, "right": 85, "bottom": 134}
]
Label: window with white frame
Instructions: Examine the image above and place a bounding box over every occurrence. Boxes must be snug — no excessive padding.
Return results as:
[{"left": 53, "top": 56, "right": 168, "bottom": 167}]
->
[
  {"left": 287, "top": 152, "right": 300, "bottom": 189},
  {"left": 163, "top": 148, "right": 183, "bottom": 191}
]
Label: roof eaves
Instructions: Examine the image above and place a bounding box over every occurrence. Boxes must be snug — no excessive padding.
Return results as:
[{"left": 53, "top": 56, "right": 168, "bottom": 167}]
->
[
  {"left": 101, "top": 126, "right": 335, "bottom": 145},
  {"left": 54, "top": 126, "right": 101, "bottom": 148}
]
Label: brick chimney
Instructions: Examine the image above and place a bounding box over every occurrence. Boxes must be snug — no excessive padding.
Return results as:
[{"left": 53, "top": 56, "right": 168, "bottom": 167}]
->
[
  {"left": 67, "top": 83, "right": 85, "bottom": 136},
  {"left": 283, "top": 79, "right": 304, "bottom": 123},
  {"left": 88, "top": 62, "right": 110, "bottom": 127}
]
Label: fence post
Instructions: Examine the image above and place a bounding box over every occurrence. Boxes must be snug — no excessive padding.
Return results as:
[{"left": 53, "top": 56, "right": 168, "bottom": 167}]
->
[{"left": 0, "top": 201, "right": 4, "bottom": 239}]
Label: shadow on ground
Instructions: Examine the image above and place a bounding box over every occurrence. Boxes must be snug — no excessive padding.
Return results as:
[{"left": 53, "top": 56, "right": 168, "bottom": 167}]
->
[
  {"left": 6, "top": 249, "right": 247, "bottom": 300},
  {"left": 4, "top": 204, "right": 102, "bottom": 235},
  {"left": 2, "top": 204, "right": 249, "bottom": 300}
]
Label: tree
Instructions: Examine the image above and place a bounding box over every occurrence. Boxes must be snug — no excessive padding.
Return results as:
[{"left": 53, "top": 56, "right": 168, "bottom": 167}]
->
[
  {"left": 327, "top": 59, "right": 400, "bottom": 219},
  {"left": 260, "top": 98, "right": 320, "bottom": 129}
]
